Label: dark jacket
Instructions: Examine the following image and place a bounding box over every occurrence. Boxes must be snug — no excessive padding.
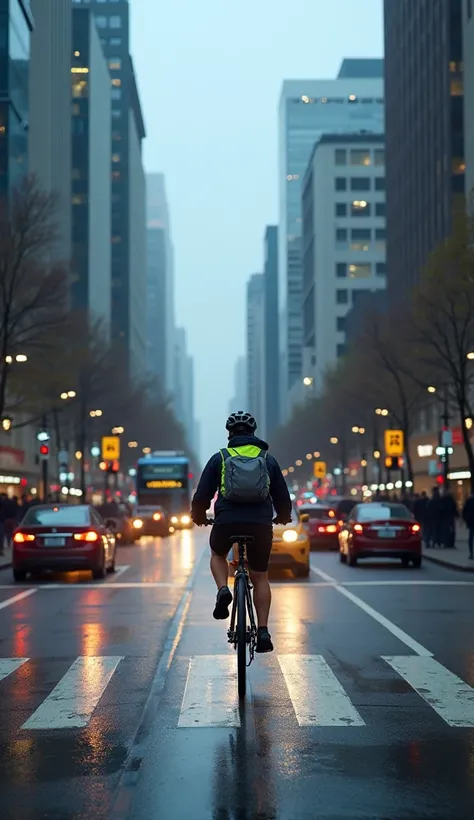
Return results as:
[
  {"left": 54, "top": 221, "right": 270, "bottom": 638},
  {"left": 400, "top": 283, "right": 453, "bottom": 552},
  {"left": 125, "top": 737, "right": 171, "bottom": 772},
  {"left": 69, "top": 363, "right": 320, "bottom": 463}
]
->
[
  {"left": 191, "top": 434, "right": 292, "bottom": 526},
  {"left": 463, "top": 495, "right": 474, "bottom": 528}
]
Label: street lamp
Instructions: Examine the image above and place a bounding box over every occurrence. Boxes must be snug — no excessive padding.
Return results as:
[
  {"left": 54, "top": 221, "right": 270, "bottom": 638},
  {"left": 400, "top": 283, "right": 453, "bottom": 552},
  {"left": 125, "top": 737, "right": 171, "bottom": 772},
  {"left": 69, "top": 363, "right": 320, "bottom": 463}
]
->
[
  {"left": 305, "top": 453, "right": 312, "bottom": 460},
  {"left": 90, "top": 409, "right": 103, "bottom": 417},
  {"left": 143, "top": 446, "right": 151, "bottom": 454},
  {"left": 427, "top": 386, "right": 437, "bottom": 394},
  {"left": 465, "top": 418, "right": 473, "bottom": 430},
  {"left": 75, "top": 450, "right": 82, "bottom": 460},
  {"left": 128, "top": 441, "right": 138, "bottom": 448},
  {"left": 330, "top": 437, "right": 339, "bottom": 445},
  {"left": 60, "top": 391, "right": 76, "bottom": 401},
  {"left": 313, "top": 451, "right": 320, "bottom": 458},
  {"left": 467, "top": 352, "right": 474, "bottom": 360},
  {"left": 112, "top": 426, "right": 124, "bottom": 435},
  {"left": 1, "top": 416, "right": 12, "bottom": 432},
  {"left": 303, "top": 376, "right": 313, "bottom": 387}
]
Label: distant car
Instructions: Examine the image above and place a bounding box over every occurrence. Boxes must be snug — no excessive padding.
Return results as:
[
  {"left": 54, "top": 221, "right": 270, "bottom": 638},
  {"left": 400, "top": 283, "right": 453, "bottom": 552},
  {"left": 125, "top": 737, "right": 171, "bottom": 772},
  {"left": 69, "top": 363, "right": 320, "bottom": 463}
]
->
[
  {"left": 169, "top": 513, "right": 193, "bottom": 531},
  {"left": 12, "top": 504, "right": 117, "bottom": 582},
  {"left": 270, "top": 508, "right": 311, "bottom": 577},
  {"left": 131, "top": 505, "right": 169, "bottom": 540},
  {"left": 338, "top": 502, "right": 422, "bottom": 568},
  {"left": 300, "top": 504, "right": 338, "bottom": 550}
]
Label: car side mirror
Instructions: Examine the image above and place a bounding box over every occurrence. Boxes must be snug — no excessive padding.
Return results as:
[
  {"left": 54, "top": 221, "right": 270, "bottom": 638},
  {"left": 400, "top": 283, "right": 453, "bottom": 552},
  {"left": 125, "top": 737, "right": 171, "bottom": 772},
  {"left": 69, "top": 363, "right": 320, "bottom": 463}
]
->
[{"left": 300, "top": 513, "right": 310, "bottom": 523}]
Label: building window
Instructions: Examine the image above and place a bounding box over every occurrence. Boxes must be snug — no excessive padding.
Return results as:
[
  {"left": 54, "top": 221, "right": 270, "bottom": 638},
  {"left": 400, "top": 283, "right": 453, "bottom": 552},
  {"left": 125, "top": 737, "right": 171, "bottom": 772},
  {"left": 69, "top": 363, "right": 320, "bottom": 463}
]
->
[
  {"left": 375, "top": 176, "right": 385, "bottom": 191},
  {"left": 112, "top": 78, "right": 121, "bottom": 87},
  {"left": 350, "top": 149, "right": 371, "bottom": 166},
  {"left": 112, "top": 153, "right": 120, "bottom": 163},
  {"left": 351, "top": 200, "right": 371, "bottom": 216},
  {"left": 351, "top": 229, "right": 371, "bottom": 240},
  {"left": 95, "top": 16, "right": 107, "bottom": 28},
  {"left": 336, "top": 228, "right": 347, "bottom": 242},
  {"left": 112, "top": 109, "right": 122, "bottom": 118},
  {"left": 336, "top": 263, "right": 347, "bottom": 278},
  {"left": 110, "top": 37, "right": 122, "bottom": 46},
  {"left": 110, "top": 58, "right": 122, "bottom": 70},
  {"left": 337, "top": 343, "right": 347, "bottom": 358},
  {"left": 348, "top": 263, "right": 371, "bottom": 278},
  {"left": 72, "top": 79, "right": 88, "bottom": 98},
  {"left": 337, "top": 289, "right": 348, "bottom": 304},
  {"left": 335, "top": 149, "right": 346, "bottom": 166},
  {"left": 350, "top": 177, "right": 370, "bottom": 191},
  {"left": 335, "top": 177, "right": 347, "bottom": 191},
  {"left": 351, "top": 241, "right": 370, "bottom": 251},
  {"left": 375, "top": 202, "right": 385, "bottom": 217},
  {"left": 335, "top": 203, "right": 347, "bottom": 217},
  {"left": 374, "top": 149, "right": 385, "bottom": 166},
  {"left": 375, "top": 229, "right": 385, "bottom": 240},
  {"left": 111, "top": 88, "right": 122, "bottom": 100},
  {"left": 110, "top": 15, "right": 122, "bottom": 28},
  {"left": 468, "top": 0, "right": 472, "bottom": 19},
  {"left": 376, "top": 262, "right": 386, "bottom": 276},
  {"left": 452, "top": 158, "right": 466, "bottom": 175},
  {"left": 337, "top": 316, "right": 345, "bottom": 332}
]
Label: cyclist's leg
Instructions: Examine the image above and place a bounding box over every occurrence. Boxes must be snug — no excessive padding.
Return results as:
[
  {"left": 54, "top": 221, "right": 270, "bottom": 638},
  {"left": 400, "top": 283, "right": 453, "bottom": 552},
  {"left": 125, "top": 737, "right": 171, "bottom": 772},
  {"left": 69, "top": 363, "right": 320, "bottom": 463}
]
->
[
  {"left": 209, "top": 524, "right": 233, "bottom": 619},
  {"left": 249, "top": 568, "right": 271, "bottom": 627},
  {"left": 246, "top": 524, "right": 273, "bottom": 652}
]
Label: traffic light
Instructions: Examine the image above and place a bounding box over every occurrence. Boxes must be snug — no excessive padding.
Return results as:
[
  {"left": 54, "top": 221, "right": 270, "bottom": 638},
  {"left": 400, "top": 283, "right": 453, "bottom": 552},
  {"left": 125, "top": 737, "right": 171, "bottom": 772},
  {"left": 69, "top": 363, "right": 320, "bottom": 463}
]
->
[
  {"left": 385, "top": 456, "right": 398, "bottom": 470},
  {"left": 39, "top": 444, "right": 50, "bottom": 460}
]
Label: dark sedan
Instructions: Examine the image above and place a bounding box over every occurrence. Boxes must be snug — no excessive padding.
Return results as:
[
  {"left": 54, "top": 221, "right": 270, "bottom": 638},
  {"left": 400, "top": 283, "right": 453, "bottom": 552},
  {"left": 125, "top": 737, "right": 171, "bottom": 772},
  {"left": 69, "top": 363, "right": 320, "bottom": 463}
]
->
[
  {"left": 338, "top": 502, "right": 422, "bottom": 568},
  {"left": 12, "top": 504, "right": 117, "bottom": 582},
  {"left": 300, "top": 504, "right": 339, "bottom": 550}
]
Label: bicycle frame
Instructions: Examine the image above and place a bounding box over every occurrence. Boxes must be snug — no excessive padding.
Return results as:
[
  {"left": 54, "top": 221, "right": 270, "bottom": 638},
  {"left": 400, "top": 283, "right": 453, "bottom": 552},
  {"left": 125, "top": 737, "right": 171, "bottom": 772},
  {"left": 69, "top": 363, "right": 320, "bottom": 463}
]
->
[{"left": 227, "top": 538, "right": 257, "bottom": 666}]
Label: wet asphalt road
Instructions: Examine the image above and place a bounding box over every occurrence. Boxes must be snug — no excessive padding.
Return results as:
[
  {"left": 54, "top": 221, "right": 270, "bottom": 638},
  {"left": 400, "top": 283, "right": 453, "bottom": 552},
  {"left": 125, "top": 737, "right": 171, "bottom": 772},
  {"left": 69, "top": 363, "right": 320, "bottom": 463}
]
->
[{"left": 1, "top": 530, "right": 474, "bottom": 819}]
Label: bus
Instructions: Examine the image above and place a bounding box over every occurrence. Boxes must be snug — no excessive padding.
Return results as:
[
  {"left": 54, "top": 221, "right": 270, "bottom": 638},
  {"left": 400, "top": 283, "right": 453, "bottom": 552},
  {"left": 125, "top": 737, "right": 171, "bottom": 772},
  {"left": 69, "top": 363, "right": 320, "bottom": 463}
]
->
[{"left": 133, "top": 451, "right": 193, "bottom": 536}]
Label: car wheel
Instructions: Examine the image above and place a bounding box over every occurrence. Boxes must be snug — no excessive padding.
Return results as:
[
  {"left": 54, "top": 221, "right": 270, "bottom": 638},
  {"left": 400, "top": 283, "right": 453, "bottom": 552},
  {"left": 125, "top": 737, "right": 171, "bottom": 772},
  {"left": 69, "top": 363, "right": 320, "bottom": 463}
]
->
[
  {"left": 92, "top": 552, "right": 106, "bottom": 580},
  {"left": 339, "top": 550, "right": 347, "bottom": 563},
  {"left": 401, "top": 557, "right": 410, "bottom": 568},
  {"left": 13, "top": 569, "right": 27, "bottom": 582},
  {"left": 348, "top": 552, "right": 358, "bottom": 567},
  {"left": 295, "top": 562, "right": 310, "bottom": 578},
  {"left": 412, "top": 557, "right": 422, "bottom": 568}
]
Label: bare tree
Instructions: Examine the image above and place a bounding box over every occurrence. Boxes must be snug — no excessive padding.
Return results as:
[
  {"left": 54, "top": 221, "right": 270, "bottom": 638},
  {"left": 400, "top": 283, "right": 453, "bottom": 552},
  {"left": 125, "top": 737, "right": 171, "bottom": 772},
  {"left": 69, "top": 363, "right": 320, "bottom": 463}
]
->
[{"left": 0, "top": 175, "right": 68, "bottom": 418}]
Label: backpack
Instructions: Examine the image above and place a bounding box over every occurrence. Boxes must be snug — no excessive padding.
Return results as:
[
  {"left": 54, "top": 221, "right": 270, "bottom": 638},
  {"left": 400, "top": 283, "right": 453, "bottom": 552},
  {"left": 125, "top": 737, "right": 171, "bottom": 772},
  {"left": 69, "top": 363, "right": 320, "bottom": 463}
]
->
[{"left": 219, "top": 445, "right": 271, "bottom": 504}]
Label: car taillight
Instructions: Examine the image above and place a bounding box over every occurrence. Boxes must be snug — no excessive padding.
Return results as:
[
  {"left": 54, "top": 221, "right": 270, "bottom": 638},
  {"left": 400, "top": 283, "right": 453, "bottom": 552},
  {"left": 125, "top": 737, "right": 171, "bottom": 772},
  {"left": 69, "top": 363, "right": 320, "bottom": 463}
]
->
[
  {"left": 328, "top": 510, "right": 336, "bottom": 518},
  {"left": 74, "top": 531, "right": 99, "bottom": 542},
  {"left": 326, "top": 525, "right": 337, "bottom": 533},
  {"left": 353, "top": 524, "right": 364, "bottom": 534},
  {"left": 411, "top": 524, "right": 421, "bottom": 534},
  {"left": 13, "top": 532, "right": 35, "bottom": 543},
  {"left": 318, "top": 525, "right": 326, "bottom": 533}
]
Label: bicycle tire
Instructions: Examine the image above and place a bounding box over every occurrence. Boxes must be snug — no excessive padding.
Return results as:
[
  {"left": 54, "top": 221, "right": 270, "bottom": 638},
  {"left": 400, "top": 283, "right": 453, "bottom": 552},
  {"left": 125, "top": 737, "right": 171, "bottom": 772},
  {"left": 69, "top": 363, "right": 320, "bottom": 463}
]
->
[{"left": 236, "top": 574, "right": 247, "bottom": 699}]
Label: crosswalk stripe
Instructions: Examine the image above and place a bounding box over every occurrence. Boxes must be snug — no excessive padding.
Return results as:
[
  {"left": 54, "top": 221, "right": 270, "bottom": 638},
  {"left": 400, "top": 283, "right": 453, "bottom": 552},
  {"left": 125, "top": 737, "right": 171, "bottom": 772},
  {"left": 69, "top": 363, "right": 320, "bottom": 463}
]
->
[
  {"left": 383, "top": 655, "right": 474, "bottom": 727},
  {"left": 0, "top": 658, "right": 29, "bottom": 682},
  {"left": 21, "top": 656, "right": 124, "bottom": 730},
  {"left": 278, "top": 654, "right": 365, "bottom": 727},
  {"left": 178, "top": 655, "right": 241, "bottom": 728}
]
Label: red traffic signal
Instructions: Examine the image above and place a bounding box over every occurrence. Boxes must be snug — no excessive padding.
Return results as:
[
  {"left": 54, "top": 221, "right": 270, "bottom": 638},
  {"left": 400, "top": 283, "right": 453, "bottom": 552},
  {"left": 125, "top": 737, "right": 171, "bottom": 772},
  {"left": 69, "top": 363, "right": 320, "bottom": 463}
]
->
[{"left": 39, "top": 444, "right": 50, "bottom": 460}]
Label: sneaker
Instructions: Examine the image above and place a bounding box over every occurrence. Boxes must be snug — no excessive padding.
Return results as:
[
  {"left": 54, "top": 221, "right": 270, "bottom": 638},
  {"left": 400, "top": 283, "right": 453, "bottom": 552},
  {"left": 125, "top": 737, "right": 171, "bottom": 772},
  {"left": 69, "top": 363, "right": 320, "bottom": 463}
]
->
[
  {"left": 256, "top": 627, "right": 274, "bottom": 653},
  {"left": 213, "top": 585, "right": 233, "bottom": 620}
]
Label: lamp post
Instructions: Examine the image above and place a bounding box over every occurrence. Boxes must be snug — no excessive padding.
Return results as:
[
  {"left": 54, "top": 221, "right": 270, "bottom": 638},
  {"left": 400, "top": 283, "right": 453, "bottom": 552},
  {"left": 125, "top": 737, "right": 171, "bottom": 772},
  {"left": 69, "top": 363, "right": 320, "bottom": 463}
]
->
[{"left": 427, "top": 386, "right": 450, "bottom": 487}]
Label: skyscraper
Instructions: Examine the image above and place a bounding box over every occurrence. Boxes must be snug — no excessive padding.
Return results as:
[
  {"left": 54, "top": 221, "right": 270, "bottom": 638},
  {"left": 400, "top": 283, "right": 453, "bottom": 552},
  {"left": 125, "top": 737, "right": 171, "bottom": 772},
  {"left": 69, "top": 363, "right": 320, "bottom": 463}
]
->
[
  {"left": 29, "top": 0, "right": 71, "bottom": 263},
  {"left": 146, "top": 173, "right": 175, "bottom": 399},
  {"left": 246, "top": 274, "right": 265, "bottom": 428},
  {"left": 0, "top": 0, "right": 34, "bottom": 199},
  {"left": 73, "top": 0, "right": 147, "bottom": 376},
  {"left": 174, "top": 327, "right": 195, "bottom": 450},
  {"left": 384, "top": 0, "right": 464, "bottom": 299},
  {"left": 463, "top": 0, "right": 474, "bottom": 197},
  {"left": 263, "top": 226, "right": 279, "bottom": 437},
  {"left": 71, "top": 7, "right": 112, "bottom": 330},
  {"left": 278, "top": 61, "right": 384, "bottom": 419}
]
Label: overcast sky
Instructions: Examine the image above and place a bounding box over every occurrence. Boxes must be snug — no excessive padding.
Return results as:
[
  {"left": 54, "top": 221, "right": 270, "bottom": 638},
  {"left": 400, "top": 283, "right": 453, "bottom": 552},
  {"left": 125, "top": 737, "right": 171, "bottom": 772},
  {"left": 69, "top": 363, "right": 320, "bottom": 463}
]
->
[{"left": 131, "top": 0, "right": 384, "bottom": 462}]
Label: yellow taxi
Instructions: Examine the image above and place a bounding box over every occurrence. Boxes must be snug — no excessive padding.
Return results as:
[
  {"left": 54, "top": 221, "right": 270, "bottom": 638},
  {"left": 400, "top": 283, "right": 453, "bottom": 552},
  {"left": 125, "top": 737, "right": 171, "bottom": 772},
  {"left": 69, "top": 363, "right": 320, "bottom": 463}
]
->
[{"left": 270, "top": 508, "right": 310, "bottom": 577}]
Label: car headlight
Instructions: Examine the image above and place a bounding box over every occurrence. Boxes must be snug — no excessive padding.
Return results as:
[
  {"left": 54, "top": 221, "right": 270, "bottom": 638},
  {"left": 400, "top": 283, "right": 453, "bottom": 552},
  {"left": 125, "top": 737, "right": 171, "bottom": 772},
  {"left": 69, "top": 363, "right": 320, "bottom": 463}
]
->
[
  {"left": 282, "top": 529, "right": 298, "bottom": 543},
  {"left": 181, "top": 515, "right": 191, "bottom": 525},
  {"left": 171, "top": 516, "right": 178, "bottom": 524},
  {"left": 133, "top": 519, "right": 143, "bottom": 529},
  {"left": 153, "top": 513, "right": 162, "bottom": 521}
]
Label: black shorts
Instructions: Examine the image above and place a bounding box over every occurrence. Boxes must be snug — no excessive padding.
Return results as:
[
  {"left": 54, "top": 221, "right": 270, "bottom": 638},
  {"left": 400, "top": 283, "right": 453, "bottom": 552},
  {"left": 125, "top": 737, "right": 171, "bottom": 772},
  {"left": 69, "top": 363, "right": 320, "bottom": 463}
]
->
[{"left": 210, "top": 522, "right": 273, "bottom": 573}]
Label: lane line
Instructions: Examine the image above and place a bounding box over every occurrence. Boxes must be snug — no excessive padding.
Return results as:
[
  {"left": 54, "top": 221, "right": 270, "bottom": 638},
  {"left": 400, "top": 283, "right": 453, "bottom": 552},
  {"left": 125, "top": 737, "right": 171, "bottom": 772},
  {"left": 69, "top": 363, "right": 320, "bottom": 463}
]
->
[
  {"left": 383, "top": 655, "right": 474, "bottom": 727},
  {"left": 22, "top": 656, "right": 123, "bottom": 730},
  {"left": 0, "top": 658, "right": 29, "bottom": 682},
  {"left": 312, "top": 566, "right": 433, "bottom": 657},
  {"left": 105, "top": 564, "right": 131, "bottom": 582},
  {"left": 0, "top": 589, "right": 37, "bottom": 610},
  {"left": 34, "top": 582, "right": 183, "bottom": 589},
  {"left": 278, "top": 654, "right": 365, "bottom": 727},
  {"left": 178, "top": 655, "right": 241, "bottom": 728}
]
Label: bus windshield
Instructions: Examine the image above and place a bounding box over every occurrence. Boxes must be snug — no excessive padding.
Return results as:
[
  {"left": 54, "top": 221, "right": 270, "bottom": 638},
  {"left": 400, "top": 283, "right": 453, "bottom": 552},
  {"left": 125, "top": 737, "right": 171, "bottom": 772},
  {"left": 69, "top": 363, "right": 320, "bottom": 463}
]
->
[{"left": 136, "top": 457, "right": 191, "bottom": 514}]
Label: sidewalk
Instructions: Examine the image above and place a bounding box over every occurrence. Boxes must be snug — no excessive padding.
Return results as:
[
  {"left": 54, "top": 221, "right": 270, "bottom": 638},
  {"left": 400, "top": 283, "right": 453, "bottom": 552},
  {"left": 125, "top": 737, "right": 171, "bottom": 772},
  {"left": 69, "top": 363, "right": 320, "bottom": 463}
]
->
[
  {"left": 423, "top": 534, "right": 474, "bottom": 572},
  {"left": 0, "top": 543, "right": 12, "bottom": 570}
]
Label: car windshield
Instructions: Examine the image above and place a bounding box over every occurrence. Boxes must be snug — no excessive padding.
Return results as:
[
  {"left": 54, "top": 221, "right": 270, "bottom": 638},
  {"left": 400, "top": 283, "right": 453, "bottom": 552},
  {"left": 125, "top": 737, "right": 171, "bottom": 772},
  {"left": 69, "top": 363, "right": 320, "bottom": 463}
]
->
[
  {"left": 301, "top": 507, "right": 332, "bottom": 520},
  {"left": 356, "top": 504, "right": 412, "bottom": 522},
  {"left": 22, "top": 507, "right": 91, "bottom": 527}
]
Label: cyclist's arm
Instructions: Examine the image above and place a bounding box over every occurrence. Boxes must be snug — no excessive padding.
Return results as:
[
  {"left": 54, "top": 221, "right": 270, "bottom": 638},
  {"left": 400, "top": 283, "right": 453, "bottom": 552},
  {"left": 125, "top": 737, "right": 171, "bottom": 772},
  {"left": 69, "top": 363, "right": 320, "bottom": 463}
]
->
[
  {"left": 268, "top": 456, "right": 292, "bottom": 523},
  {"left": 191, "top": 454, "right": 220, "bottom": 524}
]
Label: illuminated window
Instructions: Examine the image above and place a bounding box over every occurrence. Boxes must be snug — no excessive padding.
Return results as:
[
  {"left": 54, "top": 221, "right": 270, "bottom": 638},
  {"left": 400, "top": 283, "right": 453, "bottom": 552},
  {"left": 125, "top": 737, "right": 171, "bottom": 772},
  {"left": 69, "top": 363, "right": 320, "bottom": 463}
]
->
[
  {"left": 374, "top": 149, "right": 385, "bottom": 166},
  {"left": 112, "top": 153, "right": 120, "bottom": 163},
  {"left": 348, "top": 94, "right": 357, "bottom": 102},
  {"left": 109, "top": 58, "right": 122, "bottom": 70},
  {"left": 450, "top": 79, "right": 463, "bottom": 96},
  {"left": 112, "top": 78, "right": 121, "bottom": 87},
  {"left": 452, "top": 158, "right": 466, "bottom": 175},
  {"left": 72, "top": 79, "right": 88, "bottom": 98},
  {"left": 351, "top": 200, "right": 371, "bottom": 216},
  {"left": 335, "top": 149, "right": 346, "bottom": 166},
  {"left": 348, "top": 263, "right": 371, "bottom": 278},
  {"left": 350, "top": 149, "right": 371, "bottom": 166},
  {"left": 350, "top": 242, "right": 370, "bottom": 251}
]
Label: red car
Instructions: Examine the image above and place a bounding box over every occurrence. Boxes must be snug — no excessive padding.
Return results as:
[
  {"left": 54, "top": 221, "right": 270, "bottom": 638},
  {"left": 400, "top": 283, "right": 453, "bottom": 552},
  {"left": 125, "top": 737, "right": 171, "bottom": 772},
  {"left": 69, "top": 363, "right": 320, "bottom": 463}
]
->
[
  {"left": 12, "top": 504, "right": 117, "bottom": 582},
  {"left": 338, "top": 502, "right": 422, "bottom": 568},
  {"left": 300, "top": 504, "right": 339, "bottom": 550}
]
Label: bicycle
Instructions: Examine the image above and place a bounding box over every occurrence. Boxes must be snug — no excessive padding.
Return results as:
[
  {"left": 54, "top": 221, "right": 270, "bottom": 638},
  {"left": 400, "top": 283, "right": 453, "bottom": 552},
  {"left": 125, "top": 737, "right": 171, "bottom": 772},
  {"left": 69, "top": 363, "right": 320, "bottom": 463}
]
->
[{"left": 227, "top": 534, "right": 258, "bottom": 699}]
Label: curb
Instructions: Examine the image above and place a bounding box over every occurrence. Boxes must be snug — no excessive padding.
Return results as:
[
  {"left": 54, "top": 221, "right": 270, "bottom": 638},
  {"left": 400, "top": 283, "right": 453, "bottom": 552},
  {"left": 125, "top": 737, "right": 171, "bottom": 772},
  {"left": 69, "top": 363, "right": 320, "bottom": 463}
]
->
[{"left": 423, "top": 552, "right": 474, "bottom": 573}]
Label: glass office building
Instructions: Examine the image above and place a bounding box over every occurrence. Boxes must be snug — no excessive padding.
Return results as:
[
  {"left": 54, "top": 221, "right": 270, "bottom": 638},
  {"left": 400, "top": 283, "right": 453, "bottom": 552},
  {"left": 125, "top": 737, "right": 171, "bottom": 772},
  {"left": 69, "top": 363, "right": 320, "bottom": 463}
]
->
[{"left": 0, "top": 0, "right": 34, "bottom": 199}]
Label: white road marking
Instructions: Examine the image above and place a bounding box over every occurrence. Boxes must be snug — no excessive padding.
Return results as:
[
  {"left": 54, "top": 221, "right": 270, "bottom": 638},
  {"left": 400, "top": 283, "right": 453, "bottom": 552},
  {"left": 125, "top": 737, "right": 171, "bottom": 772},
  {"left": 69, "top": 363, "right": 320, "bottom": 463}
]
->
[
  {"left": 178, "top": 655, "right": 241, "bottom": 728},
  {"left": 34, "top": 582, "right": 182, "bottom": 589},
  {"left": 279, "top": 654, "right": 365, "bottom": 727},
  {"left": 312, "top": 567, "right": 433, "bottom": 657},
  {"left": 383, "top": 655, "right": 474, "bottom": 727},
  {"left": 0, "top": 658, "right": 29, "bottom": 682},
  {"left": 22, "top": 656, "right": 123, "bottom": 730},
  {"left": 0, "top": 589, "right": 37, "bottom": 610},
  {"left": 105, "top": 564, "right": 130, "bottom": 582}
]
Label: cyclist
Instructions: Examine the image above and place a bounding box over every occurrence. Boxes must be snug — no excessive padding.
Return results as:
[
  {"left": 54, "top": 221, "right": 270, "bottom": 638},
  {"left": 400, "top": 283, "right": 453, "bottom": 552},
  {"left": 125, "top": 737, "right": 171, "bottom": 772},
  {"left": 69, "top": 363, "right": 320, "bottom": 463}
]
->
[{"left": 191, "top": 411, "right": 292, "bottom": 653}]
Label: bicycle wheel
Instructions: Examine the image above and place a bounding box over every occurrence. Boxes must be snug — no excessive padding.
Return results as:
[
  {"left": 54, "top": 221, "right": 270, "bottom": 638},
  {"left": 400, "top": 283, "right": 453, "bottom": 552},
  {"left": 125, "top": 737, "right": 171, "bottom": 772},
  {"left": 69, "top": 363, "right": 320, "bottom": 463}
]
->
[{"left": 236, "top": 574, "right": 247, "bottom": 699}]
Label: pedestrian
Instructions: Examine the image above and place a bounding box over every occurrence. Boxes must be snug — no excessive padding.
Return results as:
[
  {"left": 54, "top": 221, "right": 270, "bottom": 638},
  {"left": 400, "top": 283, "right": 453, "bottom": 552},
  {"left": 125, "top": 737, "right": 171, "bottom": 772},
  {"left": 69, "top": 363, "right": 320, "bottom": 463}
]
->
[
  {"left": 413, "top": 491, "right": 429, "bottom": 546},
  {"left": 426, "top": 487, "right": 443, "bottom": 548},
  {"left": 440, "top": 490, "right": 457, "bottom": 548},
  {"left": 462, "top": 490, "right": 474, "bottom": 559}
]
